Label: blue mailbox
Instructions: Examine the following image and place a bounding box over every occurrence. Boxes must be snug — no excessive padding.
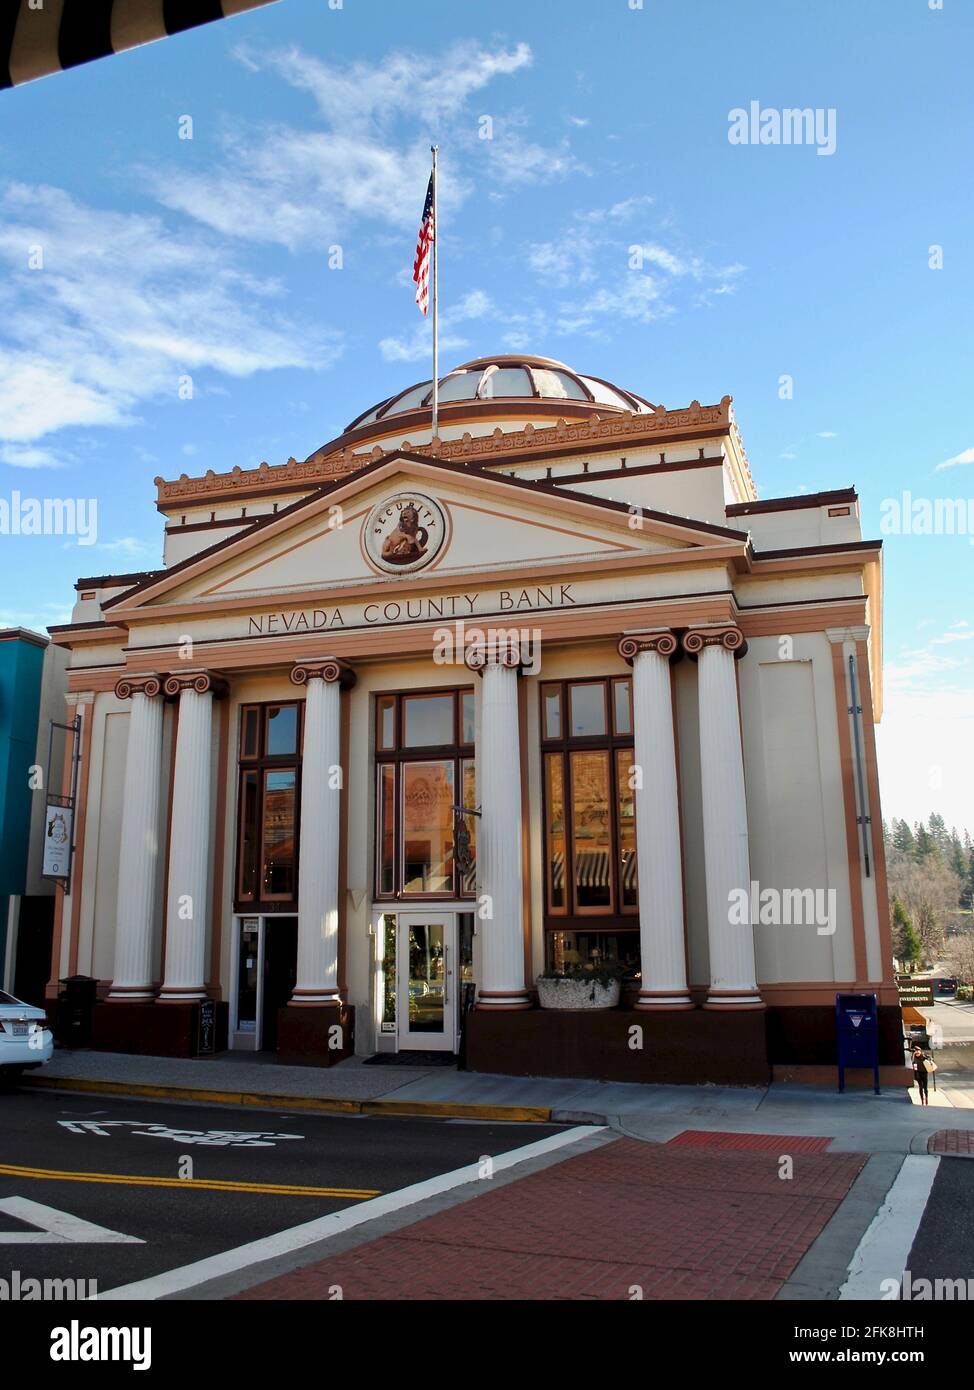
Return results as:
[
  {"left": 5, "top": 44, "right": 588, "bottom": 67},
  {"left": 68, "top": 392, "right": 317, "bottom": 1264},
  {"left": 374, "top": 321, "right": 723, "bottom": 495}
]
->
[{"left": 836, "top": 992, "right": 880, "bottom": 1094}]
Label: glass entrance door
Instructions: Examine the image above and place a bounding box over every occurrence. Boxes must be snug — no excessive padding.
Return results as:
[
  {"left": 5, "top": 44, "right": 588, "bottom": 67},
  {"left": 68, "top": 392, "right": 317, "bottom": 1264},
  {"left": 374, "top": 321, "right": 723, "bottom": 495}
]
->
[{"left": 396, "top": 912, "right": 457, "bottom": 1052}]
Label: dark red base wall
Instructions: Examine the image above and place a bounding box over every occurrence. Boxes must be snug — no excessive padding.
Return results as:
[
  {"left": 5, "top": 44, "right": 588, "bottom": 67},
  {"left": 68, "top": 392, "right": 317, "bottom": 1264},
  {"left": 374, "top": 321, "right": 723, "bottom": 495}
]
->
[
  {"left": 276, "top": 1004, "right": 355, "bottom": 1068},
  {"left": 465, "top": 1008, "right": 771, "bottom": 1086},
  {"left": 463, "top": 1005, "right": 904, "bottom": 1085},
  {"left": 89, "top": 1000, "right": 229, "bottom": 1059},
  {"left": 766, "top": 1004, "right": 903, "bottom": 1066}
]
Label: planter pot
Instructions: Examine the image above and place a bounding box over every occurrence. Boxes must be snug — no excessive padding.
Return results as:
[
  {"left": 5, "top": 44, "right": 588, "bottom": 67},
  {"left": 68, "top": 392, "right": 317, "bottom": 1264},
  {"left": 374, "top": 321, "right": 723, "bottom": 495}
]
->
[{"left": 536, "top": 977, "right": 621, "bottom": 1011}]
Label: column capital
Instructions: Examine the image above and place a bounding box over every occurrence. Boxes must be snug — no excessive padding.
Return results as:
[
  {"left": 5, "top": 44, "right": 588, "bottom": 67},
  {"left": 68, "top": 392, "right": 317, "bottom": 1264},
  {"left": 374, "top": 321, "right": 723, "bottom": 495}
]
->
[
  {"left": 682, "top": 624, "right": 748, "bottom": 660},
  {"left": 114, "top": 673, "right": 165, "bottom": 701},
  {"left": 825, "top": 625, "right": 871, "bottom": 645},
  {"left": 464, "top": 639, "right": 526, "bottom": 675},
  {"left": 289, "top": 657, "right": 356, "bottom": 690},
  {"left": 617, "top": 630, "right": 679, "bottom": 664},
  {"left": 162, "top": 670, "right": 229, "bottom": 699}
]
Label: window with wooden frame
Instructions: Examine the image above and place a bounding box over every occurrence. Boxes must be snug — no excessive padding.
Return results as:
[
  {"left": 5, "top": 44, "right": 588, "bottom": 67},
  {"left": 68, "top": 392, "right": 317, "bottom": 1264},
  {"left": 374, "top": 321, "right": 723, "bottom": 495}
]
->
[
  {"left": 374, "top": 688, "right": 476, "bottom": 900},
  {"left": 235, "top": 702, "right": 303, "bottom": 910},
  {"left": 540, "top": 678, "right": 638, "bottom": 926}
]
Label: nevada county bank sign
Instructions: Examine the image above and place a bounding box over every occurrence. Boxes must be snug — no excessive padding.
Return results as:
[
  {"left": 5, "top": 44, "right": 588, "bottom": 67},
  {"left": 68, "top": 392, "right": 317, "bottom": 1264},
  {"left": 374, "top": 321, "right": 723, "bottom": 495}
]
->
[{"left": 246, "top": 582, "right": 578, "bottom": 635}]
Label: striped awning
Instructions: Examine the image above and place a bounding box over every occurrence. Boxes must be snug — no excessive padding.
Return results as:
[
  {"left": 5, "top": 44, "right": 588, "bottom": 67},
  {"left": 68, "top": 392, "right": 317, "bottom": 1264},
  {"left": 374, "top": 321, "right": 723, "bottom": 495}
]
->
[
  {"left": 551, "top": 851, "right": 638, "bottom": 892},
  {"left": 1, "top": 0, "right": 279, "bottom": 90}
]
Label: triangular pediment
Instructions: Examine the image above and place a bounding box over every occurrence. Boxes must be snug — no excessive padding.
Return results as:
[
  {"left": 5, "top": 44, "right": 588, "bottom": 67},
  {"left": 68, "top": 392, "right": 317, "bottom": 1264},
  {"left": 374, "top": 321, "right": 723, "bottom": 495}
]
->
[{"left": 109, "top": 453, "right": 745, "bottom": 615}]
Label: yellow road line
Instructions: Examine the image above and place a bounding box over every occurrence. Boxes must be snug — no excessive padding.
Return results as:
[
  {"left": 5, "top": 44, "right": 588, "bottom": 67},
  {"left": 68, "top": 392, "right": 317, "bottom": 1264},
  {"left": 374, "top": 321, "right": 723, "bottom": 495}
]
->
[{"left": 0, "top": 1163, "right": 379, "bottom": 1199}]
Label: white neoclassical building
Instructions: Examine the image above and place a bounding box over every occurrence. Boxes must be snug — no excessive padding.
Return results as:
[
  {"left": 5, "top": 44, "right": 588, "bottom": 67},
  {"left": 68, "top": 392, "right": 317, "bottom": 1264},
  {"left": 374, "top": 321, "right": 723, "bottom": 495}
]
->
[{"left": 47, "top": 355, "right": 901, "bottom": 1083}]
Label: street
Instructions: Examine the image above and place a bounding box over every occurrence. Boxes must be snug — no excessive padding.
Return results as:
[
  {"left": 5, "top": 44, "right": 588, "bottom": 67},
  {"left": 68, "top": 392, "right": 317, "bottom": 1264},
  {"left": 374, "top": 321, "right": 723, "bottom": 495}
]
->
[{"left": 0, "top": 1088, "right": 565, "bottom": 1297}]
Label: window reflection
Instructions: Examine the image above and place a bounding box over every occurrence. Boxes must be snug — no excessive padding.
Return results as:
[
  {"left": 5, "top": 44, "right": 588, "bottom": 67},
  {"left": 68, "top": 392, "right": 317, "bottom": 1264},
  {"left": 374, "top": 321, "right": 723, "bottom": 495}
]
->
[
  {"left": 570, "top": 750, "right": 612, "bottom": 909},
  {"left": 402, "top": 761, "right": 455, "bottom": 893},
  {"left": 569, "top": 683, "right": 606, "bottom": 737},
  {"left": 262, "top": 769, "right": 296, "bottom": 898}
]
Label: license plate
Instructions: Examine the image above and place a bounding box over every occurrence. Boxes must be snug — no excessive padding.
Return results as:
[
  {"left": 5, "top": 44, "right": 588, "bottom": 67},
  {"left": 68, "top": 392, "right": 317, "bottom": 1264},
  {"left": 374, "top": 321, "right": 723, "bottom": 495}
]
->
[{"left": 12, "top": 1022, "right": 28, "bottom": 1036}]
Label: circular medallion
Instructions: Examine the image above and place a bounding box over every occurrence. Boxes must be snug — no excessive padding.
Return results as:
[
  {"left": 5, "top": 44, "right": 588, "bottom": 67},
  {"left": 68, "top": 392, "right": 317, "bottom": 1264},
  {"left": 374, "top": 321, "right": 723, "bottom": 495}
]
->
[{"left": 363, "top": 492, "right": 447, "bottom": 574}]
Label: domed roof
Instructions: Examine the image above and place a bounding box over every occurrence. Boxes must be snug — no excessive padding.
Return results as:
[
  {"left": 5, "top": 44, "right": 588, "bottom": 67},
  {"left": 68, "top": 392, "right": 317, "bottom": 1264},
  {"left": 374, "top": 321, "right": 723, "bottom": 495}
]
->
[{"left": 345, "top": 355, "right": 656, "bottom": 433}]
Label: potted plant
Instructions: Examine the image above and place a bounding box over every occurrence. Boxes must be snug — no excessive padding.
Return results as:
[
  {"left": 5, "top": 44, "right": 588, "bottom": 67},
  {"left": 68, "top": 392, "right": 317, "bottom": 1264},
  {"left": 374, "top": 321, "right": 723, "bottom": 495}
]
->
[{"left": 536, "top": 964, "right": 624, "bottom": 1010}]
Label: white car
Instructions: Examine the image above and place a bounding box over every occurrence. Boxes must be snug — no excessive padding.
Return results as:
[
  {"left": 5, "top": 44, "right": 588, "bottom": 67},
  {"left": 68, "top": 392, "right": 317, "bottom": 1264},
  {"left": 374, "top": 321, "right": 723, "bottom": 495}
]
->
[{"left": 0, "top": 991, "right": 54, "bottom": 1079}]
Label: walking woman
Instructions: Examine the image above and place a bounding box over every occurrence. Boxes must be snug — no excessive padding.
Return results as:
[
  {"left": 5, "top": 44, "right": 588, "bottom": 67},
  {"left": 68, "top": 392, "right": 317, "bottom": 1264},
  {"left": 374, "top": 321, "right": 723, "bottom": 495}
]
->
[{"left": 911, "top": 1043, "right": 930, "bottom": 1106}]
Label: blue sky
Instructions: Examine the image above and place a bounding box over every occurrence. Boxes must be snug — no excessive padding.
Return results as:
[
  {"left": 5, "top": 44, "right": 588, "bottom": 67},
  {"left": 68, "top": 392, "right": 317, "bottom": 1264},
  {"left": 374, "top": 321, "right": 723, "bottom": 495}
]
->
[{"left": 0, "top": 0, "right": 970, "bottom": 828}]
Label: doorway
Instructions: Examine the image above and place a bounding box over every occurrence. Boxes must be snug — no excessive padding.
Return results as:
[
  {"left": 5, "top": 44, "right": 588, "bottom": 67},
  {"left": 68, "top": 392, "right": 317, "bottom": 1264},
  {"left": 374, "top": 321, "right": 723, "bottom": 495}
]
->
[
  {"left": 261, "top": 918, "right": 297, "bottom": 1052},
  {"left": 375, "top": 910, "right": 475, "bottom": 1054},
  {"left": 231, "top": 915, "right": 297, "bottom": 1051},
  {"left": 397, "top": 913, "right": 455, "bottom": 1051}
]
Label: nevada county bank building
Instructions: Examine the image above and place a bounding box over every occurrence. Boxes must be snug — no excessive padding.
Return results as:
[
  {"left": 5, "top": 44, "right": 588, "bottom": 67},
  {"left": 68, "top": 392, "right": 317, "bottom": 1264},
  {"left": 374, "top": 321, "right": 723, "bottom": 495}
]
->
[{"left": 47, "top": 356, "right": 902, "bottom": 1083}]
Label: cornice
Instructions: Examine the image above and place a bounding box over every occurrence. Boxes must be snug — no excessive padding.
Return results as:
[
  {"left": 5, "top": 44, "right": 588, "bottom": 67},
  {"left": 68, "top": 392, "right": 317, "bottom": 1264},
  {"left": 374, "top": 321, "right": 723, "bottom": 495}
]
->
[{"left": 154, "top": 398, "right": 753, "bottom": 508}]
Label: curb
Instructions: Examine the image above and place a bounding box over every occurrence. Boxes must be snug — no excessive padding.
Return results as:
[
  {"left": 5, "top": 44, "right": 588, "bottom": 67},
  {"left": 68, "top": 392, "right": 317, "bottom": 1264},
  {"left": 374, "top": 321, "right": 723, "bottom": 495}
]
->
[{"left": 21, "top": 1074, "right": 557, "bottom": 1125}]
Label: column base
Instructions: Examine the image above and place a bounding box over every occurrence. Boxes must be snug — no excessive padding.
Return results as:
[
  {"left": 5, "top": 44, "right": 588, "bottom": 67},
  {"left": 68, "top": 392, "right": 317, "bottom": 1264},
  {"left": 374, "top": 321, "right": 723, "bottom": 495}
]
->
[
  {"left": 476, "top": 989, "right": 533, "bottom": 1011},
  {"left": 289, "top": 988, "right": 342, "bottom": 1007},
  {"left": 704, "top": 989, "right": 766, "bottom": 1011},
  {"left": 106, "top": 987, "right": 155, "bottom": 1001},
  {"left": 157, "top": 989, "right": 208, "bottom": 1003},
  {"left": 634, "top": 991, "right": 696, "bottom": 1011}
]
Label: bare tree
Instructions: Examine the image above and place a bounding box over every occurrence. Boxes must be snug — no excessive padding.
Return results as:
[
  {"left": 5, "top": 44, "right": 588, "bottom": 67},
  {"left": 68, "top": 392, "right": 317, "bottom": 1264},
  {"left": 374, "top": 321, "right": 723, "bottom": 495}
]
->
[
  {"left": 887, "top": 856, "right": 963, "bottom": 965},
  {"left": 944, "top": 931, "right": 974, "bottom": 989}
]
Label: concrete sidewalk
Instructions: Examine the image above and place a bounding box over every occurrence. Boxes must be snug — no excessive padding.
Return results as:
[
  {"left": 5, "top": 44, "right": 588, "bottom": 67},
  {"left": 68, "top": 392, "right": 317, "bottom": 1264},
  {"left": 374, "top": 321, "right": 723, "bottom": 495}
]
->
[{"left": 21, "top": 1046, "right": 974, "bottom": 1153}]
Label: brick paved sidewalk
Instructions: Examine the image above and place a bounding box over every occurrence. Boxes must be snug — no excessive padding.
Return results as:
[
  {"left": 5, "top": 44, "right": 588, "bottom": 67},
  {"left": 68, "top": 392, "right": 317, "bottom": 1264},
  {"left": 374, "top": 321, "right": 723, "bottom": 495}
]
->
[{"left": 236, "top": 1134, "right": 865, "bottom": 1301}]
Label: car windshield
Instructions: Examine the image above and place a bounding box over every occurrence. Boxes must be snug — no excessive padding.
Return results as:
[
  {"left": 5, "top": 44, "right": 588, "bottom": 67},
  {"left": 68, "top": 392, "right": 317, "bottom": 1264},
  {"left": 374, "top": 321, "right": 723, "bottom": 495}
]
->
[{"left": 0, "top": 991, "right": 21, "bottom": 1005}]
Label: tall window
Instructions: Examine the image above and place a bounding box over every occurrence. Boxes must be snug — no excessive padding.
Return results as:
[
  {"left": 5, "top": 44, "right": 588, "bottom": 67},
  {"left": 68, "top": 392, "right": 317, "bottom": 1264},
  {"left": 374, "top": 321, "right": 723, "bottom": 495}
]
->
[
  {"left": 541, "top": 678, "right": 639, "bottom": 969},
  {"left": 375, "top": 688, "right": 476, "bottom": 900},
  {"left": 235, "top": 702, "right": 302, "bottom": 910}
]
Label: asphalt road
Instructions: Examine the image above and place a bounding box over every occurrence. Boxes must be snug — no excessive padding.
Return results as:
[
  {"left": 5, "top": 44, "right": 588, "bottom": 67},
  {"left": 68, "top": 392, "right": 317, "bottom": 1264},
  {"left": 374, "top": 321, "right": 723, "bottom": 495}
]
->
[
  {"left": 906, "top": 1158, "right": 974, "bottom": 1292},
  {"left": 0, "top": 1087, "right": 563, "bottom": 1297}
]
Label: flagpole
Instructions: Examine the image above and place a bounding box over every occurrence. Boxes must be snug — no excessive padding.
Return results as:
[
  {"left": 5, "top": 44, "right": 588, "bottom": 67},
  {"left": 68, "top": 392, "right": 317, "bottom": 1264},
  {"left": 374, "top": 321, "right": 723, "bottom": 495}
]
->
[{"left": 430, "top": 144, "right": 439, "bottom": 446}]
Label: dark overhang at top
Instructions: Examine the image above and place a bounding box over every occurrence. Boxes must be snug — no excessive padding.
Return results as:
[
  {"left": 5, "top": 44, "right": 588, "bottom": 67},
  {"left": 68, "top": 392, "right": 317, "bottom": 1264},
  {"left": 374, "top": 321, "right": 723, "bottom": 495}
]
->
[{"left": 1, "top": 0, "right": 278, "bottom": 90}]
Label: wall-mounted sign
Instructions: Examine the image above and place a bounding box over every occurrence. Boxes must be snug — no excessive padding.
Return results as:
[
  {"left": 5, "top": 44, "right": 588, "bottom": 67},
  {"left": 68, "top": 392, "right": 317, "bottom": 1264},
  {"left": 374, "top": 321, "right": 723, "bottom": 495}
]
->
[
  {"left": 42, "top": 712, "right": 82, "bottom": 891},
  {"left": 363, "top": 492, "right": 448, "bottom": 575},
  {"left": 42, "top": 803, "right": 73, "bottom": 880},
  {"left": 245, "top": 582, "right": 578, "bottom": 637},
  {"left": 897, "top": 980, "right": 934, "bottom": 1008}
]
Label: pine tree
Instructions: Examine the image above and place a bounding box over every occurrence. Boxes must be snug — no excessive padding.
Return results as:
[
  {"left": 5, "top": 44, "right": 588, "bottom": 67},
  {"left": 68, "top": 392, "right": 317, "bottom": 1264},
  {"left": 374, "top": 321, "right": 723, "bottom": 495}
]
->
[
  {"left": 929, "top": 812, "right": 949, "bottom": 852},
  {"left": 891, "top": 819, "right": 916, "bottom": 857},
  {"left": 914, "top": 824, "right": 937, "bottom": 861},
  {"left": 891, "top": 898, "right": 921, "bottom": 968}
]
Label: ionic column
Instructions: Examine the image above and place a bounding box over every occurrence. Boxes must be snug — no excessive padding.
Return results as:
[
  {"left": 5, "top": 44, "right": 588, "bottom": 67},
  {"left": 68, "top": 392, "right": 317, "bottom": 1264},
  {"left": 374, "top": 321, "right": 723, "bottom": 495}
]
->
[
  {"left": 159, "top": 672, "right": 226, "bottom": 1002},
  {"left": 289, "top": 658, "right": 355, "bottom": 1005},
  {"left": 682, "top": 626, "right": 762, "bottom": 1009},
  {"left": 108, "top": 675, "right": 165, "bottom": 999},
  {"left": 618, "top": 634, "right": 693, "bottom": 1009},
  {"left": 466, "top": 642, "right": 531, "bottom": 1009}
]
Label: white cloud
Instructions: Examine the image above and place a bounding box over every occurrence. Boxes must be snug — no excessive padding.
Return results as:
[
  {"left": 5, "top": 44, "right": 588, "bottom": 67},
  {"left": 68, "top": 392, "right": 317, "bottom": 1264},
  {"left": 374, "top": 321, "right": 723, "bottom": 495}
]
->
[
  {"left": 92, "top": 536, "right": 156, "bottom": 558},
  {"left": 240, "top": 40, "right": 533, "bottom": 131},
  {"left": 523, "top": 201, "right": 744, "bottom": 335},
  {"left": 935, "top": 446, "right": 974, "bottom": 472},
  {"left": 817, "top": 430, "right": 838, "bottom": 439},
  {"left": 0, "top": 183, "right": 340, "bottom": 445},
  {"left": 153, "top": 42, "right": 549, "bottom": 253},
  {"left": 377, "top": 288, "right": 493, "bottom": 364},
  {"left": 0, "top": 443, "right": 64, "bottom": 468},
  {"left": 481, "top": 126, "right": 588, "bottom": 187}
]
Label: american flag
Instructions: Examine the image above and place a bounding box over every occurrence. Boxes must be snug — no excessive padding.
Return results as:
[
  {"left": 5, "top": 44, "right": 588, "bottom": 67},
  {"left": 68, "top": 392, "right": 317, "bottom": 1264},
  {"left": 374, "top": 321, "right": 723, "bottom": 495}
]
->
[{"left": 412, "top": 174, "right": 435, "bottom": 316}]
